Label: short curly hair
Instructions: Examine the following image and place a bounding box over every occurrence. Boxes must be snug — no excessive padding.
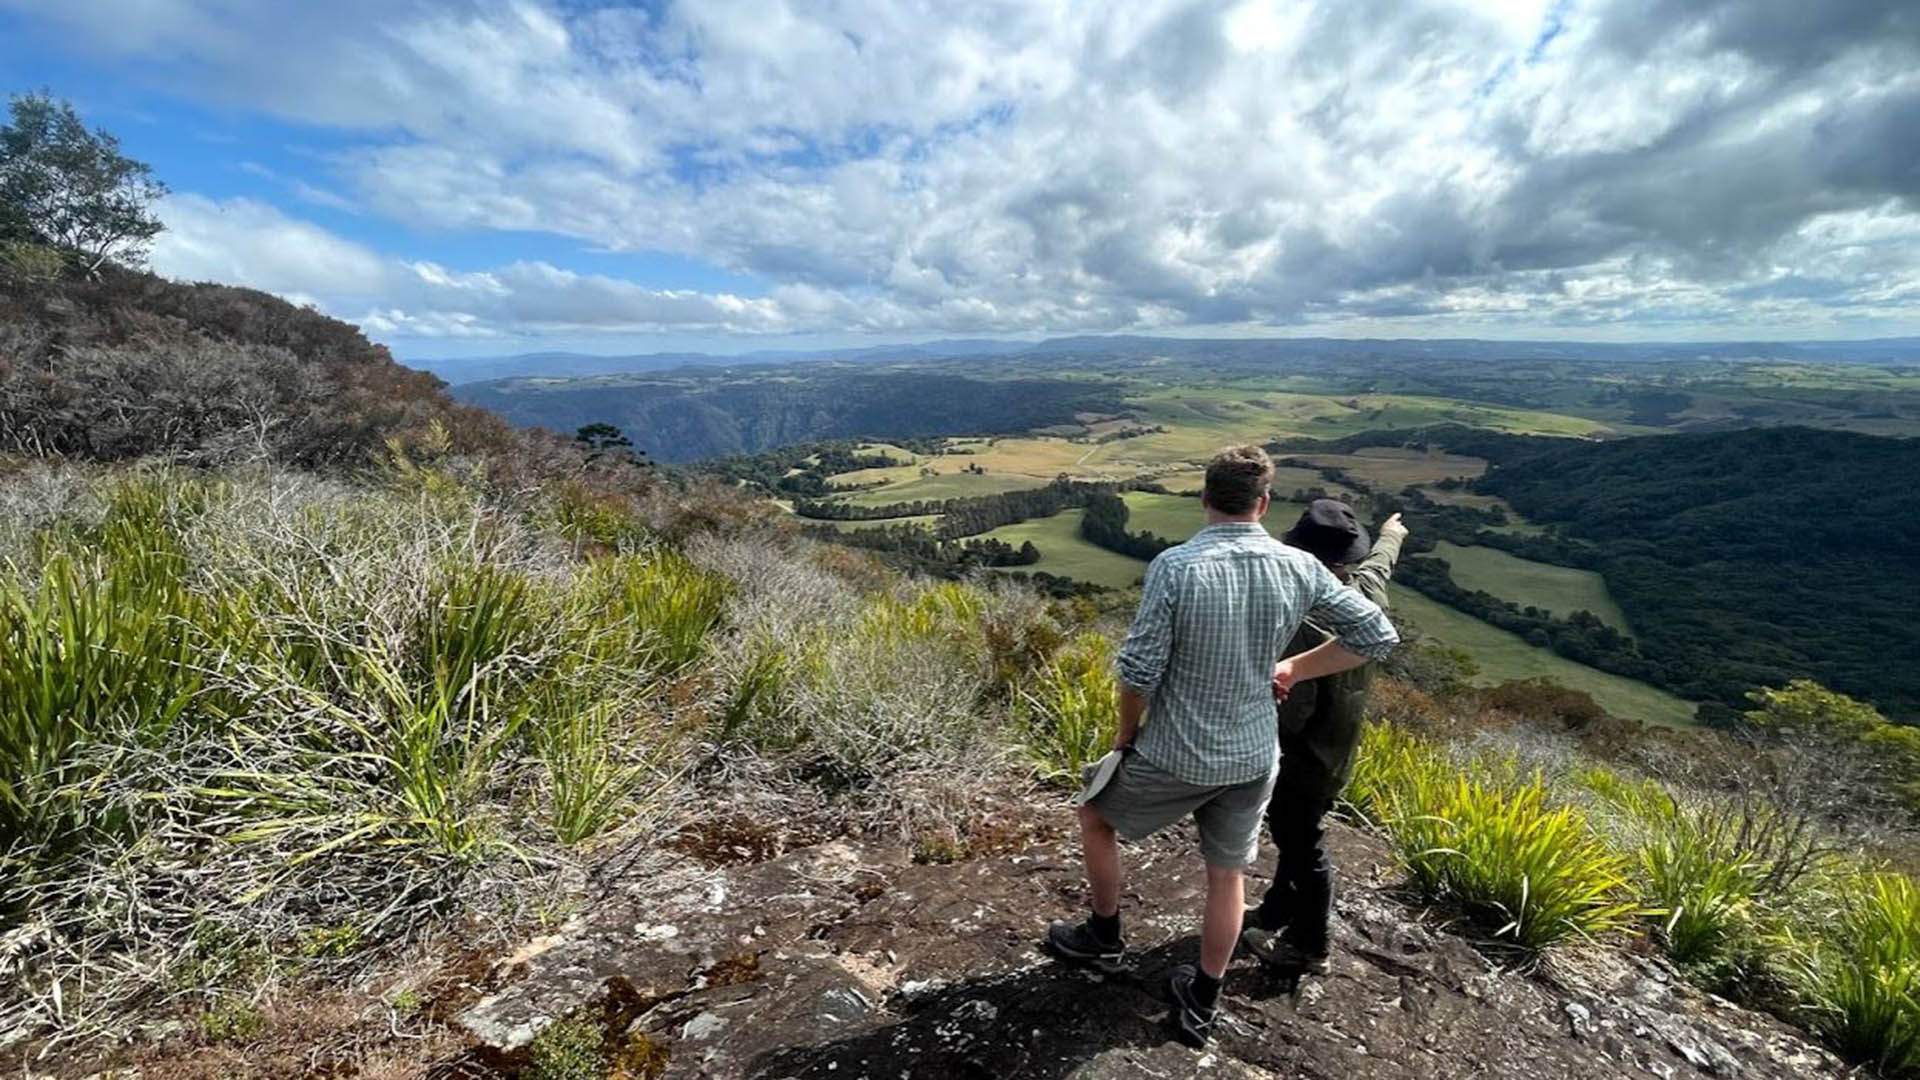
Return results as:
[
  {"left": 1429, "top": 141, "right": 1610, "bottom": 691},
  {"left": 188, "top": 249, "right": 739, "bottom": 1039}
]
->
[{"left": 1202, "top": 445, "right": 1274, "bottom": 515}]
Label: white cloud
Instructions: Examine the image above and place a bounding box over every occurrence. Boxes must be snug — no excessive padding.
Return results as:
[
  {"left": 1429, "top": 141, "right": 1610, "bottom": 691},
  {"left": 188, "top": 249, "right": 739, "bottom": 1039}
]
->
[
  {"left": 153, "top": 196, "right": 801, "bottom": 338},
  {"left": 29, "top": 0, "right": 1920, "bottom": 343}
]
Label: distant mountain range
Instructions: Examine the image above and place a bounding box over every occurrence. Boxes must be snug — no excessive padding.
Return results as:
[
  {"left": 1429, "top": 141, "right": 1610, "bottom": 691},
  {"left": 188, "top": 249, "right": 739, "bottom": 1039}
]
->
[{"left": 413, "top": 335, "right": 1920, "bottom": 384}]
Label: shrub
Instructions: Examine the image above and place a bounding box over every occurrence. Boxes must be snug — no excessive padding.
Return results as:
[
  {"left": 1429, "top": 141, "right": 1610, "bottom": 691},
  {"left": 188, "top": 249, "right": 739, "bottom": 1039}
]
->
[
  {"left": 1481, "top": 678, "right": 1608, "bottom": 729},
  {"left": 0, "top": 239, "right": 64, "bottom": 284},
  {"left": 1385, "top": 768, "right": 1636, "bottom": 950},
  {"left": 1018, "top": 632, "right": 1118, "bottom": 784},
  {"left": 1789, "top": 872, "right": 1920, "bottom": 1077}
]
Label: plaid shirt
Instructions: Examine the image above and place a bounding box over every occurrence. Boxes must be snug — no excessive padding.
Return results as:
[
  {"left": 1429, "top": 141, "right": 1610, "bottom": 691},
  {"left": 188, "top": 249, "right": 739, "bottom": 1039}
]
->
[{"left": 1118, "top": 522, "right": 1400, "bottom": 786}]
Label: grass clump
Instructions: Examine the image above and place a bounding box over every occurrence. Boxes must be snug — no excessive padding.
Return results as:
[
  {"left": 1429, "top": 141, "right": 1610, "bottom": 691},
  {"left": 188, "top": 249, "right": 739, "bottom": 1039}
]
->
[
  {"left": 1341, "top": 721, "right": 1450, "bottom": 827},
  {"left": 526, "top": 1015, "right": 609, "bottom": 1080},
  {"left": 536, "top": 698, "right": 658, "bottom": 846},
  {"left": 1787, "top": 872, "right": 1920, "bottom": 1077},
  {"left": 1391, "top": 772, "right": 1637, "bottom": 950},
  {"left": 198, "top": 999, "right": 266, "bottom": 1044},
  {"left": 1349, "top": 723, "right": 1634, "bottom": 950},
  {"left": 1017, "top": 632, "right": 1117, "bottom": 783}
]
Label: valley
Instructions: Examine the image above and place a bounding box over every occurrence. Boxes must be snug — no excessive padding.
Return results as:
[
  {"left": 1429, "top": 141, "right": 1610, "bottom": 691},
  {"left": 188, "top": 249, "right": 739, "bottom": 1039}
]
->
[{"left": 654, "top": 352, "right": 1920, "bottom": 729}]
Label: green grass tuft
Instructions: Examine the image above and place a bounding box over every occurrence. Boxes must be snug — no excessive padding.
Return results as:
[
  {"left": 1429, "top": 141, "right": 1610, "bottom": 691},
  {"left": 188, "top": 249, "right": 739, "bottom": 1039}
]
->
[
  {"left": 1790, "top": 872, "right": 1920, "bottom": 1076},
  {"left": 1017, "top": 632, "right": 1117, "bottom": 784}
]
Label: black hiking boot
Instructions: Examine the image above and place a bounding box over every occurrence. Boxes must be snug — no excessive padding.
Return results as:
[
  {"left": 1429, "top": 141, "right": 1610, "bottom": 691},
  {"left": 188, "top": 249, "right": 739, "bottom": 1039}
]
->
[
  {"left": 1167, "top": 963, "right": 1221, "bottom": 1047},
  {"left": 1239, "top": 926, "right": 1330, "bottom": 974},
  {"left": 1045, "top": 917, "right": 1126, "bottom": 973},
  {"left": 1243, "top": 900, "right": 1293, "bottom": 935}
]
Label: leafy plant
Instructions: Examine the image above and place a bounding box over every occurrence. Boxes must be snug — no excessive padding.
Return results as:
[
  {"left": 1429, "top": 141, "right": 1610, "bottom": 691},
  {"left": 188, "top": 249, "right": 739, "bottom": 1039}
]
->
[
  {"left": 1789, "top": 872, "right": 1920, "bottom": 1077},
  {"left": 1017, "top": 632, "right": 1117, "bottom": 783},
  {"left": 1386, "top": 770, "right": 1637, "bottom": 950}
]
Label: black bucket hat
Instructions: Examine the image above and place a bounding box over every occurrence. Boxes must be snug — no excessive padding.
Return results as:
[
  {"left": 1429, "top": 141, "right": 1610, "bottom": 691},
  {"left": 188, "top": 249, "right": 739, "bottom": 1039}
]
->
[{"left": 1282, "top": 499, "right": 1371, "bottom": 566}]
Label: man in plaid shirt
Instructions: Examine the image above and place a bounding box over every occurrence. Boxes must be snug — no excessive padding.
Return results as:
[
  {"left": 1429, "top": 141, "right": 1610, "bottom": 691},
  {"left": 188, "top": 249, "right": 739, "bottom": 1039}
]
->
[{"left": 1045, "top": 445, "right": 1398, "bottom": 1046}]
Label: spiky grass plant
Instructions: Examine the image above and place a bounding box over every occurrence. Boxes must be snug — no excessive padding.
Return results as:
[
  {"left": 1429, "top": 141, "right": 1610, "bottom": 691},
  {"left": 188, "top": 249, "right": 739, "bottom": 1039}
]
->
[
  {"left": 1359, "top": 731, "right": 1637, "bottom": 951},
  {"left": 1340, "top": 721, "right": 1450, "bottom": 828},
  {"left": 1641, "top": 825, "right": 1764, "bottom": 968},
  {"left": 1017, "top": 632, "right": 1117, "bottom": 784},
  {"left": 1403, "top": 776, "right": 1636, "bottom": 950},
  {"left": 535, "top": 697, "right": 656, "bottom": 846},
  {"left": 1789, "top": 872, "right": 1920, "bottom": 1077},
  {"left": 581, "top": 550, "right": 732, "bottom": 677}
]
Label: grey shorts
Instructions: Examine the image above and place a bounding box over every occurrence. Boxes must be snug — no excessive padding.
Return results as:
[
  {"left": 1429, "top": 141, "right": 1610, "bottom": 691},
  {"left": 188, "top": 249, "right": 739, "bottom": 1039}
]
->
[{"left": 1082, "top": 751, "right": 1278, "bottom": 868}]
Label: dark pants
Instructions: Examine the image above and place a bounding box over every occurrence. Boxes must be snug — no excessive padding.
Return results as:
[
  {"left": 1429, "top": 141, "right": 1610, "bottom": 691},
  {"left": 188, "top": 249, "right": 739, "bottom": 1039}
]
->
[{"left": 1254, "top": 732, "right": 1337, "bottom": 951}]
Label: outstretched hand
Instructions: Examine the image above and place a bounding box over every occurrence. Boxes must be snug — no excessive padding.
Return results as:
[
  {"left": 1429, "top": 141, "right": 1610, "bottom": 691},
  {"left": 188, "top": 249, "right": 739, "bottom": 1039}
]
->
[{"left": 1380, "top": 512, "right": 1408, "bottom": 542}]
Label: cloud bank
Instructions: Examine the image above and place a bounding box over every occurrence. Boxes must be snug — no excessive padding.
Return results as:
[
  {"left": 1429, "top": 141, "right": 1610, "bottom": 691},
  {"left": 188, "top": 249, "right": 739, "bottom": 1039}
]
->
[{"left": 17, "top": 0, "right": 1920, "bottom": 345}]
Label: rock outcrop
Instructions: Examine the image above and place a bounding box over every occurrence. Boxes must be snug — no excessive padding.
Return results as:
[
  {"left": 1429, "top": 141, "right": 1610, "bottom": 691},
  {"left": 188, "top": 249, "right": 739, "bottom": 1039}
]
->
[{"left": 460, "top": 800, "right": 1844, "bottom": 1079}]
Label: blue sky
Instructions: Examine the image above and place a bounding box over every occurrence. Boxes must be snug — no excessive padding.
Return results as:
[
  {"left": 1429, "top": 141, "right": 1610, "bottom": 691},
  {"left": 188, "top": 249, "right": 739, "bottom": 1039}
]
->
[{"left": 4, "top": 0, "right": 1919, "bottom": 361}]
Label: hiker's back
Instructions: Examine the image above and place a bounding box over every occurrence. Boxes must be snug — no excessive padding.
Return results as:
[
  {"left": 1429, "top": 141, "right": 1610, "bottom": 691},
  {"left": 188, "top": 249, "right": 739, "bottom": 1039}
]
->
[{"left": 1135, "top": 522, "right": 1324, "bottom": 784}]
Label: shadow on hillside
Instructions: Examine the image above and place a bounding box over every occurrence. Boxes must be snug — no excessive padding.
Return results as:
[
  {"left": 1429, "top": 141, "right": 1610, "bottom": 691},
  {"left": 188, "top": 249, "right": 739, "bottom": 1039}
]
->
[{"left": 744, "top": 935, "right": 1310, "bottom": 1079}]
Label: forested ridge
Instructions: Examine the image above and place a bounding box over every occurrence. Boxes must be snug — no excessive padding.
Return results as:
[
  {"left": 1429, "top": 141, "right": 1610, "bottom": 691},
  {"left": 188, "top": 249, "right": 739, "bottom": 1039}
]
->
[
  {"left": 1288, "top": 426, "right": 1920, "bottom": 722},
  {"left": 1477, "top": 426, "right": 1920, "bottom": 722},
  {"left": 454, "top": 369, "right": 1127, "bottom": 463}
]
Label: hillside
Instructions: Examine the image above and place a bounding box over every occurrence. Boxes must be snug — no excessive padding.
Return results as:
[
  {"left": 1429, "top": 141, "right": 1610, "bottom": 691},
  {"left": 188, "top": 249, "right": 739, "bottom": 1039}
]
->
[
  {"left": 452, "top": 368, "right": 1128, "bottom": 462},
  {"left": 1473, "top": 427, "right": 1920, "bottom": 722},
  {"left": 0, "top": 264, "right": 516, "bottom": 466}
]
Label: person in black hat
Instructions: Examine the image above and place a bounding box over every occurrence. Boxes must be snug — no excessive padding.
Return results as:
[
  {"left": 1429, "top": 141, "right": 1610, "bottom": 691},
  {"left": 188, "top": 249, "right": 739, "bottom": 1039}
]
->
[{"left": 1241, "top": 499, "right": 1408, "bottom": 973}]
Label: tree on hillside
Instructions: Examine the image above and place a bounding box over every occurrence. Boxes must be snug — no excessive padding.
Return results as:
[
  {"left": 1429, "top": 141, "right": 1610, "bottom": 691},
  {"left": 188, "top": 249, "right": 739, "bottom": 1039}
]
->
[
  {"left": 574, "top": 422, "right": 647, "bottom": 468},
  {"left": 0, "top": 92, "right": 167, "bottom": 274},
  {"left": 1745, "top": 680, "right": 1920, "bottom": 820}
]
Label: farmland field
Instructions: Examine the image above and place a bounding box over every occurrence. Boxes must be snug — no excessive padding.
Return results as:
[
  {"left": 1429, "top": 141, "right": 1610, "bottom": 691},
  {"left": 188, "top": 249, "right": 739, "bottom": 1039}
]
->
[
  {"left": 1121, "top": 492, "right": 1312, "bottom": 543},
  {"left": 1295, "top": 449, "right": 1487, "bottom": 490},
  {"left": 1393, "top": 588, "right": 1695, "bottom": 726},
  {"left": 1432, "top": 540, "right": 1633, "bottom": 634},
  {"left": 840, "top": 470, "right": 1051, "bottom": 506},
  {"left": 762, "top": 376, "right": 1757, "bottom": 725},
  {"left": 981, "top": 511, "right": 1147, "bottom": 589}
]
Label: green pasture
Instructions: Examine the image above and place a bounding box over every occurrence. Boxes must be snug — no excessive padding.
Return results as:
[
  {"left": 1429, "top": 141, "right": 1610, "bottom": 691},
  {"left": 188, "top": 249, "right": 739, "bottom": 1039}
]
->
[
  {"left": 1433, "top": 541, "right": 1631, "bottom": 634},
  {"left": 982, "top": 511, "right": 1148, "bottom": 589},
  {"left": 1393, "top": 587, "right": 1693, "bottom": 727},
  {"left": 840, "top": 470, "right": 1051, "bottom": 507}
]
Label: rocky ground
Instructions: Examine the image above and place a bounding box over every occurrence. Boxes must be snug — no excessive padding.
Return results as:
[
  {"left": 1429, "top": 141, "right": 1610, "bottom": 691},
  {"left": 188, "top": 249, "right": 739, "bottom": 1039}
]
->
[{"left": 441, "top": 796, "right": 1850, "bottom": 1080}]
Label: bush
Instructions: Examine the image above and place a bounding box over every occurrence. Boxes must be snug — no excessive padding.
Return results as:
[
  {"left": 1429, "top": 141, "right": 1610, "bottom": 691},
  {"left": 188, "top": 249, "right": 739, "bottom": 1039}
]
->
[
  {"left": 1017, "top": 632, "right": 1118, "bottom": 784},
  {"left": 0, "top": 239, "right": 64, "bottom": 284},
  {"left": 1357, "top": 730, "right": 1636, "bottom": 950},
  {"left": 1789, "top": 872, "right": 1920, "bottom": 1077}
]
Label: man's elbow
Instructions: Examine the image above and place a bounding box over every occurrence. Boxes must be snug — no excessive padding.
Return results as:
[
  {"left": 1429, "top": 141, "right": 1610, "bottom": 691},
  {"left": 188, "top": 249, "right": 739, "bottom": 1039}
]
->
[{"left": 1340, "top": 626, "right": 1400, "bottom": 662}]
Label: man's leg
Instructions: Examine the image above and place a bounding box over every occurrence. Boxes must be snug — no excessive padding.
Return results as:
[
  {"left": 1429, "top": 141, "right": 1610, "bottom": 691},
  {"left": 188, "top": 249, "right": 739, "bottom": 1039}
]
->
[
  {"left": 1281, "top": 797, "right": 1334, "bottom": 955},
  {"left": 1079, "top": 802, "right": 1122, "bottom": 920},
  {"left": 1200, "top": 862, "right": 1244, "bottom": 977},
  {"left": 1170, "top": 769, "right": 1274, "bottom": 1047},
  {"left": 1251, "top": 749, "right": 1312, "bottom": 930}
]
